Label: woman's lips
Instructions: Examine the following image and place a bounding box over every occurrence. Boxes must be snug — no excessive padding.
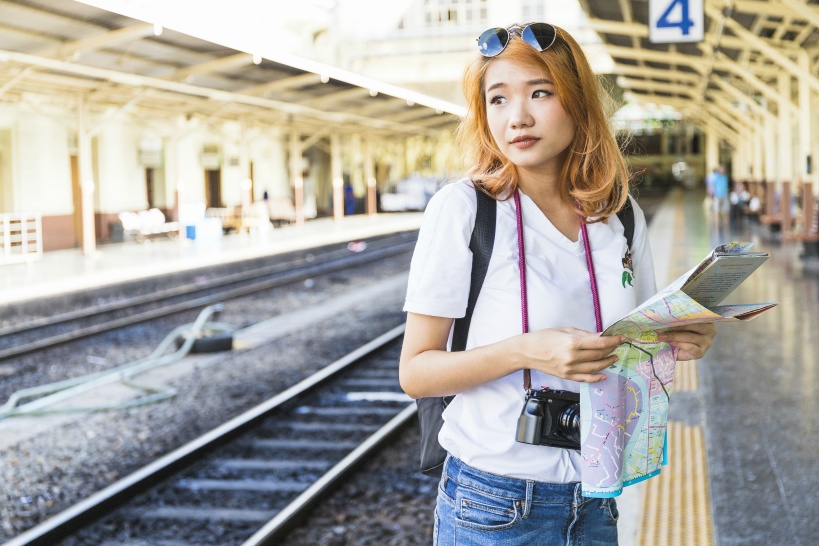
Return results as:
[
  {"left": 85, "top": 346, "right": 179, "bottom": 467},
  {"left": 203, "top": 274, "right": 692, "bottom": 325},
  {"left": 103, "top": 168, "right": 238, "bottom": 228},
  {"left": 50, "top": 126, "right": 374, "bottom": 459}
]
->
[{"left": 511, "top": 137, "right": 539, "bottom": 149}]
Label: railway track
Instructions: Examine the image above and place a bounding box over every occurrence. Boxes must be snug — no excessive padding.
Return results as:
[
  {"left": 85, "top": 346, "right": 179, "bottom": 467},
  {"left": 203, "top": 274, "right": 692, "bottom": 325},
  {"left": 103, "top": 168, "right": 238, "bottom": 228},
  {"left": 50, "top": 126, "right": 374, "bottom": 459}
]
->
[
  {"left": 0, "top": 232, "right": 416, "bottom": 363},
  {"left": 7, "top": 325, "right": 413, "bottom": 546}
]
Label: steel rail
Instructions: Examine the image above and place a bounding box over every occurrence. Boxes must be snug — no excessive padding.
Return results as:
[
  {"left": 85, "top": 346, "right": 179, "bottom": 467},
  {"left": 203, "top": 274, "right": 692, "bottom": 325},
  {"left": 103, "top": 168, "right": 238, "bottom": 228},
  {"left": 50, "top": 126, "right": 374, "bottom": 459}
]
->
[
  {"left": 0, "top": 232, "right": 413, "bottom": 338},
  {"left": 242, "top": 404, "right": 417, "bottom": 546},
  {"left": 0, "top": 237, "right": 415, "bottom": 362},
  {"left": 5, "top": 324, "right": 406, "bottom": 546}
]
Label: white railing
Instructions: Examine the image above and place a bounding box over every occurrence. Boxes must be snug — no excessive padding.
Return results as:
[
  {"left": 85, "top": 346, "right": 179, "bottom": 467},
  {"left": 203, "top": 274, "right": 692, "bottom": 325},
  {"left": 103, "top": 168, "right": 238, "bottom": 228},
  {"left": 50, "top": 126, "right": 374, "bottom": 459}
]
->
[{"left": 1, "top": 213, "right": 43, "bottom": 265}]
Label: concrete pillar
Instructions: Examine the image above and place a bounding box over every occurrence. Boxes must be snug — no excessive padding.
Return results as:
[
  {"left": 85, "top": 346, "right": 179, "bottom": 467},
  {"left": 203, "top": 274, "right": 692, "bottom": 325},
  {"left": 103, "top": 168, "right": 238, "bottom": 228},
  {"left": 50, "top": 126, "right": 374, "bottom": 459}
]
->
[
  {"left": 753, "top": 116, "right": 763, "bottom": 183},
  {"left": 77, "top": 95, "right": 96, "bottom": 255},
  {"left": 331, "top": 133, "right": 343, "bottom": 220},
  {"left": 289, "top": 132, "right": 304, "bottom": 225},
  {"left": 799, "top": 51, "right": 813, "bottom": 186},
  {"left": 705, "top": 125, "right": 719, "bottom": 173},
  {"left": 778, "top": 72, "right": 793, "bottom": 187},
  {"left": 764, "top": 115, "right": 777, "bottom": 183},
  {"left": 364, "top": 140, "right": 376, "bottom": 215},
  {"left": 239, "top": 119, "right": 252, "bottom": 208}
]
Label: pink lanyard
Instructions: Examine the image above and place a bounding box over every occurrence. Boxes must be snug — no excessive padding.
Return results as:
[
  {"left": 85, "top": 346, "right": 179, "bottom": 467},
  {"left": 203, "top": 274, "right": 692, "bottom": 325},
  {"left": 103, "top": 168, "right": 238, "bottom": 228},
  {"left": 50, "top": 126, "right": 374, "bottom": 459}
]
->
[{"left": 514, "top": 190, "right": 602, "bottom": 390}]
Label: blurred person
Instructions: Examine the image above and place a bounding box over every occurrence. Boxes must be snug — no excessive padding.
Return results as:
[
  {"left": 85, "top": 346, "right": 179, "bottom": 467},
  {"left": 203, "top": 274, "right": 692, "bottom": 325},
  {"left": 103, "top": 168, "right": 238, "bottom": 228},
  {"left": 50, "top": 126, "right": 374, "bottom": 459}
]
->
[
  {"left": 711, "top": 166, "right": 729, "bottom": 222},
  {"left": 399, "top": 22, "right": 716, "bottom": 545}
]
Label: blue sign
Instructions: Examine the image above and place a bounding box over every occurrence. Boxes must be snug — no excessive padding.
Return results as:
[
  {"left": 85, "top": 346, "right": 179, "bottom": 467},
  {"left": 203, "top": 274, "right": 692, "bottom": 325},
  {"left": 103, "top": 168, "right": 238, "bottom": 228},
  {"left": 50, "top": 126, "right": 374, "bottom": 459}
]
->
[{"left": 649, "top": 0, "right": 704, "bottom": 43}]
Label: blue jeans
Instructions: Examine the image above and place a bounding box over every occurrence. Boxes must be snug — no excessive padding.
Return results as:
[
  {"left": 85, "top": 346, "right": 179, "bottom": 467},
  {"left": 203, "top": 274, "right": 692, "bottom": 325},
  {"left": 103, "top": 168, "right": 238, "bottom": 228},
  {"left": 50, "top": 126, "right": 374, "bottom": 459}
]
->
[{"left": 434, "top": 456, "right": 618, "bottom": 546}]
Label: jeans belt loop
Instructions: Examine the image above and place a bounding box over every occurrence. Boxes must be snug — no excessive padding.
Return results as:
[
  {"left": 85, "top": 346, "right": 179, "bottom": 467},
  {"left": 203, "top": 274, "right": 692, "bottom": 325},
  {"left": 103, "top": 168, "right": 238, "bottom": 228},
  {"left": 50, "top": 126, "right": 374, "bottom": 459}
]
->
[
  {"left": 522, "top": 481, "right": 534, "bottom": 518},
  {"left": 572, "top": 482, "right": 583, "bottom": 507}
]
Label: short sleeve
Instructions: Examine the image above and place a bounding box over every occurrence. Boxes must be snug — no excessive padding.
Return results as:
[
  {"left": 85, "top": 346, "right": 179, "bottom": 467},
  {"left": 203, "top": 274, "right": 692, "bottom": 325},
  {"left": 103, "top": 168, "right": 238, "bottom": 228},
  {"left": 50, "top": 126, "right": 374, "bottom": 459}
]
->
[{"left": 404, "top": 181, "right": 477, "bottom": 318}]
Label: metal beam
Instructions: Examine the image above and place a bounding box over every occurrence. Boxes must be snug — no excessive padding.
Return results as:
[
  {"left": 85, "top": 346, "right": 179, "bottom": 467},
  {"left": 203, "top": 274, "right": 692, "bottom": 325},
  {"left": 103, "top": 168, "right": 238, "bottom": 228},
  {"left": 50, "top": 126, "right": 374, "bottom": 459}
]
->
[
  {"left": 0, "top": 48, "right": 442, "bottom": 136},
  {"left": 0, "top": 67, "right": 35, "bottom": 99},
  {"left": 163, "top": 53, "right": 253, "bottom": 82},
  {"left": 713, "top": 52, "right": 800, "bottom": 114},
  {"left": 611, "top": 64, "right": 703, "bottom": 85},
  {"left": 707, "top": 2, "right": 819, "bottom": 94},
  {"left": 605, "top": 46, "right": 706, "bottom": 72},
  {"left": 35, "top": 23, "right": 155, "bottom": 60},
  {"left": 241, "top": 73, "right": 322, "bottom": 96},
  {"left": 297, "top": 87, "right": 371, "bottom": 109},
  {"left": 587, "top": 17, "right": 798, "bottom": 52}
]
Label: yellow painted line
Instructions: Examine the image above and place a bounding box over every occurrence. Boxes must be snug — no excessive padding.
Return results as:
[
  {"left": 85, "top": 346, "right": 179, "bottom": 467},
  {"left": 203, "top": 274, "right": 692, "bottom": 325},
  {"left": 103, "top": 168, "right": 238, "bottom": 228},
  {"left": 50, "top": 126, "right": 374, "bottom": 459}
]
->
[
  {"left": 637, "top": 421, "right": 714, "bottom": 546},
  {"left": 636, "top": 190, "right": 714, "bottom": 546},
  {"left": 673, "top": 360, "right": 699, "bottom": 392}
]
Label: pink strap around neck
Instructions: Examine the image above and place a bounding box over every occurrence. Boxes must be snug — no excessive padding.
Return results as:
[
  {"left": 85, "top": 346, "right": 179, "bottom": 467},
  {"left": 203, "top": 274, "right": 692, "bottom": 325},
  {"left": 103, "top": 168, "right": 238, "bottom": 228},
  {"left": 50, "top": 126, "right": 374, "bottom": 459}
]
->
[{"left": 514, "top": 190, "right": 602, "bottom": 390}]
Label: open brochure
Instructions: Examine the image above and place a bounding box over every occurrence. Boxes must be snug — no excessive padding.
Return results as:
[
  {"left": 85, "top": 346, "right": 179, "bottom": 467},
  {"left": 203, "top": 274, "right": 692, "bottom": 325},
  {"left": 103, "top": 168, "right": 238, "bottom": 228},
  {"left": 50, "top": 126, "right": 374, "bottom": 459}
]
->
[
  {"left": 580, "top": 242, "right": 778, "bottom": 498},
  {"left": 603, "top": 242, "right": 777, "bottom": 340}
]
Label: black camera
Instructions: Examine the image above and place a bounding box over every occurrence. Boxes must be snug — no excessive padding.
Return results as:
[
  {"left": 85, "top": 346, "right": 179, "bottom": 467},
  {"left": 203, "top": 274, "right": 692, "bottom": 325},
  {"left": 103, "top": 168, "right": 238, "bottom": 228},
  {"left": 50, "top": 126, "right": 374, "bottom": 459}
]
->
[{"left": 515, "top": 388, "right": 581, "bottom": 450}]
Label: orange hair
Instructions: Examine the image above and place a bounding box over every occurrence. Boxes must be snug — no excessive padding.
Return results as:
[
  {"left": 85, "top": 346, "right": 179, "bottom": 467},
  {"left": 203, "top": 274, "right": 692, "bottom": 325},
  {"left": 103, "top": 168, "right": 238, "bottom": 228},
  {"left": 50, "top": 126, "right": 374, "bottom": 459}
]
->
[{"left": 453, "top": 25, "right": 629, "bottom": 221}]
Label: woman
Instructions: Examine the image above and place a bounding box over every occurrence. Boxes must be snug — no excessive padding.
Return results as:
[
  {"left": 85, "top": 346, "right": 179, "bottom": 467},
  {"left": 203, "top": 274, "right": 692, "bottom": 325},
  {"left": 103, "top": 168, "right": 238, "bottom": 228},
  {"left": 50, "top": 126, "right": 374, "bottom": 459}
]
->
[{"left": 399, "top": 23, "right": 716, "bottom": 545}]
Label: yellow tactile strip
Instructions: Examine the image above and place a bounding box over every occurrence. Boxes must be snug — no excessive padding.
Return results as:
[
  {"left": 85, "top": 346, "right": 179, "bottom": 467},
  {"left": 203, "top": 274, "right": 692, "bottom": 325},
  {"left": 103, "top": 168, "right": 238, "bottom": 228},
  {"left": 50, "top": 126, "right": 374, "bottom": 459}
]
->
[
  {"left": 636, "top": 189, "right": 713, "bottom": 546},
  {"left": 673, "top": 360, "right": 699, "bottom": 392},
  {"left": 637, "top": 421, "right": 714, "bottom": 546}
]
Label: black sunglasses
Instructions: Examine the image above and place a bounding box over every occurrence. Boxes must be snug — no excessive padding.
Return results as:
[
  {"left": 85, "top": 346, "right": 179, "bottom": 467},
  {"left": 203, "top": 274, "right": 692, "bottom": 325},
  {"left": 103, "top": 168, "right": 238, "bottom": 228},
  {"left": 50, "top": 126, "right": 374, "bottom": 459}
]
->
[{"left": 476, "top": 23, "right": 557, "bottom": 58}]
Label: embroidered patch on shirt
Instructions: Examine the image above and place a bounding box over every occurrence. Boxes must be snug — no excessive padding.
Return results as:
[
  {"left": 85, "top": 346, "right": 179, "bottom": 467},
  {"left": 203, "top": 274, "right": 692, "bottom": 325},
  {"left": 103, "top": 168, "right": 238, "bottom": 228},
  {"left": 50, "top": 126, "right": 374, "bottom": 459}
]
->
[{"left": 621, "top": 250, "right": 634, "bottom": 288}]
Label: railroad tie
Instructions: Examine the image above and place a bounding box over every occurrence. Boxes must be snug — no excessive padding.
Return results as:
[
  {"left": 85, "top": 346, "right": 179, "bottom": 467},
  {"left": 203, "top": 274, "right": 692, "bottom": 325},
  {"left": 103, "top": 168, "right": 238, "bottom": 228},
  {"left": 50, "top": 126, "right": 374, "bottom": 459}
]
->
[
  {"left": 248, "top": 438, "right": 360, "bottom": 450},
  {"left": 137, "top": 506, "right": 277, "bottom": 522},
  {"left": 216, "top": 459, "right": 332, "bottom": 471},
  {"left": 176, "top": 479, "right": 307, "bottom": 493}
]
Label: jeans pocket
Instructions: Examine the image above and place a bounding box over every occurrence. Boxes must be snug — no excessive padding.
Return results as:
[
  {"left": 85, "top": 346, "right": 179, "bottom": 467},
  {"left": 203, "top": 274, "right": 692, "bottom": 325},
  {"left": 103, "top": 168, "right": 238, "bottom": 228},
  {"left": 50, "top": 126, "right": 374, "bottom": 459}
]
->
[
  {"left": 601, "top": 498, "right": 619, "bottom": 524},
  {"left": 456, "top": 486, "right": 520, "bottom": 531}
]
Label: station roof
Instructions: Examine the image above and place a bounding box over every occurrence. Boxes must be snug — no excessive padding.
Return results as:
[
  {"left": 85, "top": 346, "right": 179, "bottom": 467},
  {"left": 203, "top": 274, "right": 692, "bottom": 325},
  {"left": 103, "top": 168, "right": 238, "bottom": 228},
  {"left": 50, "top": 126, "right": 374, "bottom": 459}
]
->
[
  {"left": 580, "top": 0, "right": 819, "bottom": 137},
  {"left": 0, "top": 0, "right": 464, "bottom": 138}
]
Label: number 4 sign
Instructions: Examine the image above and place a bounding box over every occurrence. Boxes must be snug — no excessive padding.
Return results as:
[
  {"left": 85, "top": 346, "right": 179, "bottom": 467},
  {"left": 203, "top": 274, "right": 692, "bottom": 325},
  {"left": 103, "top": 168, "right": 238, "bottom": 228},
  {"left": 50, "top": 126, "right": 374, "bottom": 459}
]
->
[{"left": 649, "top": 0, "right": 704, "bottom": 43}]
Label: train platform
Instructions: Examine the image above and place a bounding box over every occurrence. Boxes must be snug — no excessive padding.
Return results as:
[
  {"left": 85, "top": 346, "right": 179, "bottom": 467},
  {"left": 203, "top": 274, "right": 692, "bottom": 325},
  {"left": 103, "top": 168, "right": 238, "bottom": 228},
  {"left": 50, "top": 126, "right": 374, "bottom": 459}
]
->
[
  {"left": 617, "top": 188, "right": 817, "bottom": 546},
  {"left": 0, "top": 212, "right": 423, "bottom": 307}
]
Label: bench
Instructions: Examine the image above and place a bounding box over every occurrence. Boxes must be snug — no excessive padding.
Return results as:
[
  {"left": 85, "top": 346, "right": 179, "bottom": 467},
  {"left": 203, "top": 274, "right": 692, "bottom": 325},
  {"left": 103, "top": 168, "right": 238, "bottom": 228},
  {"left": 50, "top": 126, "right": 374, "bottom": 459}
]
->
[
  {"left": 267, "top": 197, "right": 297, "bottom": 226},
  {"left": 118, "top": 209, "right": 178, "bottom": 242},
  {"left": 784, "top": 184, "right": 819, "bottom": 242}
]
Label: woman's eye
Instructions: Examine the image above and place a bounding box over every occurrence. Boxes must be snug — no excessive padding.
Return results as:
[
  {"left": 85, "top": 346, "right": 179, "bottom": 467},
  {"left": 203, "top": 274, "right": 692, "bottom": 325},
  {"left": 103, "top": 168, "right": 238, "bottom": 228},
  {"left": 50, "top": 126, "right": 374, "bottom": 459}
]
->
[
  {"left": 489, "top": 95, "right": 506, "bottom": 105},
  {"left": 533, "top": 89, "right": 553, "bottom": 98}
]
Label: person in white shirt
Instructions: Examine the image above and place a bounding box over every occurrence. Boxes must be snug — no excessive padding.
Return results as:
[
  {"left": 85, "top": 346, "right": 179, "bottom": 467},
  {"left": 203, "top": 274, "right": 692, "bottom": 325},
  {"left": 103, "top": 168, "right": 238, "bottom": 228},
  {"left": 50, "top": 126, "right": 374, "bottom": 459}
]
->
[{"left": 399, "top": 23, "right": 717, "bottom": 545}]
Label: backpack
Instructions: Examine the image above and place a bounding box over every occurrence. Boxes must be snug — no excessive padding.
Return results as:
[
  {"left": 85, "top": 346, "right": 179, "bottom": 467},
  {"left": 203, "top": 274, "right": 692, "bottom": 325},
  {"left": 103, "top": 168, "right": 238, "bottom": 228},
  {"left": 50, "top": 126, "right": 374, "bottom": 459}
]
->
[{"left": 416, "top": 186, "right": 636, "bottom": 478}]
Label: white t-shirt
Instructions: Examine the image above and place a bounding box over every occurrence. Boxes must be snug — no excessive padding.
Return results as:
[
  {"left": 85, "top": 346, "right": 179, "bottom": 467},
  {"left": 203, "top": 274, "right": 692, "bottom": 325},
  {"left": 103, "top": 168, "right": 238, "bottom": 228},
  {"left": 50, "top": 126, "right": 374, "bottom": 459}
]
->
[{"left": 404, "top": 179, "right": 657, "bottom": 482}]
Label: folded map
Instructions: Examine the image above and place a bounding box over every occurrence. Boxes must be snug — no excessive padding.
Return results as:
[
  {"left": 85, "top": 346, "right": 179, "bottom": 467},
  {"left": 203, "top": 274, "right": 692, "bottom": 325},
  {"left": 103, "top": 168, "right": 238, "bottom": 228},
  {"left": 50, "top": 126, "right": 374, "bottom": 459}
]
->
[{"left": 580, "top": 242, "right": 778, "bottom": 498}]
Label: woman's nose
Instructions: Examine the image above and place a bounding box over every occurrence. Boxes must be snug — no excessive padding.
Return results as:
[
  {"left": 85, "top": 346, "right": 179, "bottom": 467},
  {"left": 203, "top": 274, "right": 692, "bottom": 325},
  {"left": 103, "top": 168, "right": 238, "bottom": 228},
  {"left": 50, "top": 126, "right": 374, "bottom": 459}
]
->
[{"left": 510, "top": 104, "right": 533, "bottom": 129}]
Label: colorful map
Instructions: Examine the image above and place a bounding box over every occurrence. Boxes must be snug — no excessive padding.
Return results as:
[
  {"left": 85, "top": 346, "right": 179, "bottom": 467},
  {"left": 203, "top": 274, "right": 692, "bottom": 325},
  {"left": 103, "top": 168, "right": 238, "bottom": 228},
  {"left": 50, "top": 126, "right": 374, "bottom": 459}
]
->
[
  {"left": 580, "top": 339, "right": 675, "bottom": 497},
  {"left": 579, "top": 242, "right": 777, "bottom": 498}
]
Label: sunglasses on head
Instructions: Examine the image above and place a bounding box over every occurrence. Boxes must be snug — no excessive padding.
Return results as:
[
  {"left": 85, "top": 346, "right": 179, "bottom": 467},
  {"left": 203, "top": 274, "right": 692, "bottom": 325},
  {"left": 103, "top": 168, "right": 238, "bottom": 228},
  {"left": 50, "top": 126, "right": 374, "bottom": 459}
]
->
[{"left": 476, "top": 23, "right": 557, "bottom": 58}]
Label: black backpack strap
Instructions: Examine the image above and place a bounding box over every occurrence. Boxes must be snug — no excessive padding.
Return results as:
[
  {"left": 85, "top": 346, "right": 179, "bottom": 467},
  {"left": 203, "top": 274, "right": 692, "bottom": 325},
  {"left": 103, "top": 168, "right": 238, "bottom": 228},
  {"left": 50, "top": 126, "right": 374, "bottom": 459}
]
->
[
  {"left": 451, "top": 185, "right": 496, "bottom": 352},
  {"left": 616, "top": 196, "right": 635, "bottom": 251}
]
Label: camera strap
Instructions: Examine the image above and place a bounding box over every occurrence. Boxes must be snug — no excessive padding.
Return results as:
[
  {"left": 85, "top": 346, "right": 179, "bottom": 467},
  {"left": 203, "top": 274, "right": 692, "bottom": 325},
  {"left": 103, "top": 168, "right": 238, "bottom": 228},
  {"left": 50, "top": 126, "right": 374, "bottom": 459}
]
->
[{"left": 514, "top": 190, "right": 603, "bottom": 390}]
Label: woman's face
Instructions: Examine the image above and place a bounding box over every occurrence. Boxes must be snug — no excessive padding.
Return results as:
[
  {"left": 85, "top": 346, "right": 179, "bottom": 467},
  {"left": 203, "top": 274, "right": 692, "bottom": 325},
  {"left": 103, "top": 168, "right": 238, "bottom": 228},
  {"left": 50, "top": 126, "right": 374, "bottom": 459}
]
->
[{"left": 484, "top": 58, "right": 575, "bottom": 175}]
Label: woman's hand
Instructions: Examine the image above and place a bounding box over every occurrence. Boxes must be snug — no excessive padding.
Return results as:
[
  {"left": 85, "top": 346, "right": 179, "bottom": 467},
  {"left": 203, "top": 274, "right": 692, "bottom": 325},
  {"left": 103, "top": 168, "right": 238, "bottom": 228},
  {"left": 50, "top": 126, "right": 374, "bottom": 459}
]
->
[
  {"left": 516, "top": 328, "right": 625, "bottom": 384},
  {"left": 658, "top": 323, "right": 717, "bottom": 361}
]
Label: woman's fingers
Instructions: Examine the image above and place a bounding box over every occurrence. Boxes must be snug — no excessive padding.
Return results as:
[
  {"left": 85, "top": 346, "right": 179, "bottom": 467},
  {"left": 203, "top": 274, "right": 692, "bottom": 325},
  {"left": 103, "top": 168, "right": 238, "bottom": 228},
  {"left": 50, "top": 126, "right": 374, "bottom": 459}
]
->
[{"left": 658, "top": 323, "right": 717, "bottom": 360}]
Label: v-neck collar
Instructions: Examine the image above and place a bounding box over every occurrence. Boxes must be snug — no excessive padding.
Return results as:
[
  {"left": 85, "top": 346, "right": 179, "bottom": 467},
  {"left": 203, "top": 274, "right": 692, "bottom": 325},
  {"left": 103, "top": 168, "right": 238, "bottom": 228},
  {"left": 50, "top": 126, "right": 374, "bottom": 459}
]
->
[{"left": 516, "top": 189, "right": 584, "bottom": 253}]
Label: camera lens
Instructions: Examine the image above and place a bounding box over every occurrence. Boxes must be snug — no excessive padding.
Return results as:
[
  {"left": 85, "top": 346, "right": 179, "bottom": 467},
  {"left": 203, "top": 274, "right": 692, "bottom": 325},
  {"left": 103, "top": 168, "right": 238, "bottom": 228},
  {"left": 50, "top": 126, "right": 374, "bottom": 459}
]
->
[{"left": 558, "top": 403, "right": 580, "bottom": 443}]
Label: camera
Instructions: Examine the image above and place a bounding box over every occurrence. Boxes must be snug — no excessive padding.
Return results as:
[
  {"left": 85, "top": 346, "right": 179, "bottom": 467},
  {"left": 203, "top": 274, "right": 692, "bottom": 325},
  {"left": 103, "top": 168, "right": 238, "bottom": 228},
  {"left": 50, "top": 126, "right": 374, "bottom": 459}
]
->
[{"left": 515, "top": 388, "right": 581, "bottom": 450}]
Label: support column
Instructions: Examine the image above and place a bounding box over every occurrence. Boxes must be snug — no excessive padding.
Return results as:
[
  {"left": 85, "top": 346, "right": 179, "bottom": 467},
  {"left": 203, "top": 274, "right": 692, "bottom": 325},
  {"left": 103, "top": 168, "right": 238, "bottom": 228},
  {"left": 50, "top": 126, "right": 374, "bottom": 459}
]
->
[
  {"left": 752, "top": 116, "right": 763, "bottom": 184},
  {"left": 705, "top": 125, "right": 718, "bottom": 173},
  {"left": 163, "top": 135, "right": 184, "bottom": 238},
  {"left": 331, "top": 133, "right": 343, "bottom": 220},
  {"left": 77, "top": 95, "right": 96, "bottom": 255},
  {"left": 364, "top": 140, "right": 377, "bottom": 215},
  {"left": 799, "top": 51, "right": 813, "bottom": 186},
  {"left": 289, "top": 132, "right": 304, "bottom": 225},
  {"left": 239, "top": 119, "right": 252, "bottom": 208},
  {"left": 778, "top": 72, "right": 793, "bottom": 228}
]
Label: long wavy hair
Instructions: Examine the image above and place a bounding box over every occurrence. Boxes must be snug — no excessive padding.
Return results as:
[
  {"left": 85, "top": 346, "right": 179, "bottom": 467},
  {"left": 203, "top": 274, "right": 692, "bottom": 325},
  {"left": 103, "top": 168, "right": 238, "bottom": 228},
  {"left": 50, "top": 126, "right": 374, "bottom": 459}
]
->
[{"left": 454, "top": 25, "right": 629, "bottom": 220}]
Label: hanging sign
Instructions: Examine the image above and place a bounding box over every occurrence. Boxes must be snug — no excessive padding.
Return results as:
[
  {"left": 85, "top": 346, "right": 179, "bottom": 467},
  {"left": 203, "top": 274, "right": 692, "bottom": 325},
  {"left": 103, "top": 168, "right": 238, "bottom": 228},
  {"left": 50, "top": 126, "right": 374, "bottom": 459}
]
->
[{"left": 648, "top": 0, "right": 704, "bottom": 43}]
